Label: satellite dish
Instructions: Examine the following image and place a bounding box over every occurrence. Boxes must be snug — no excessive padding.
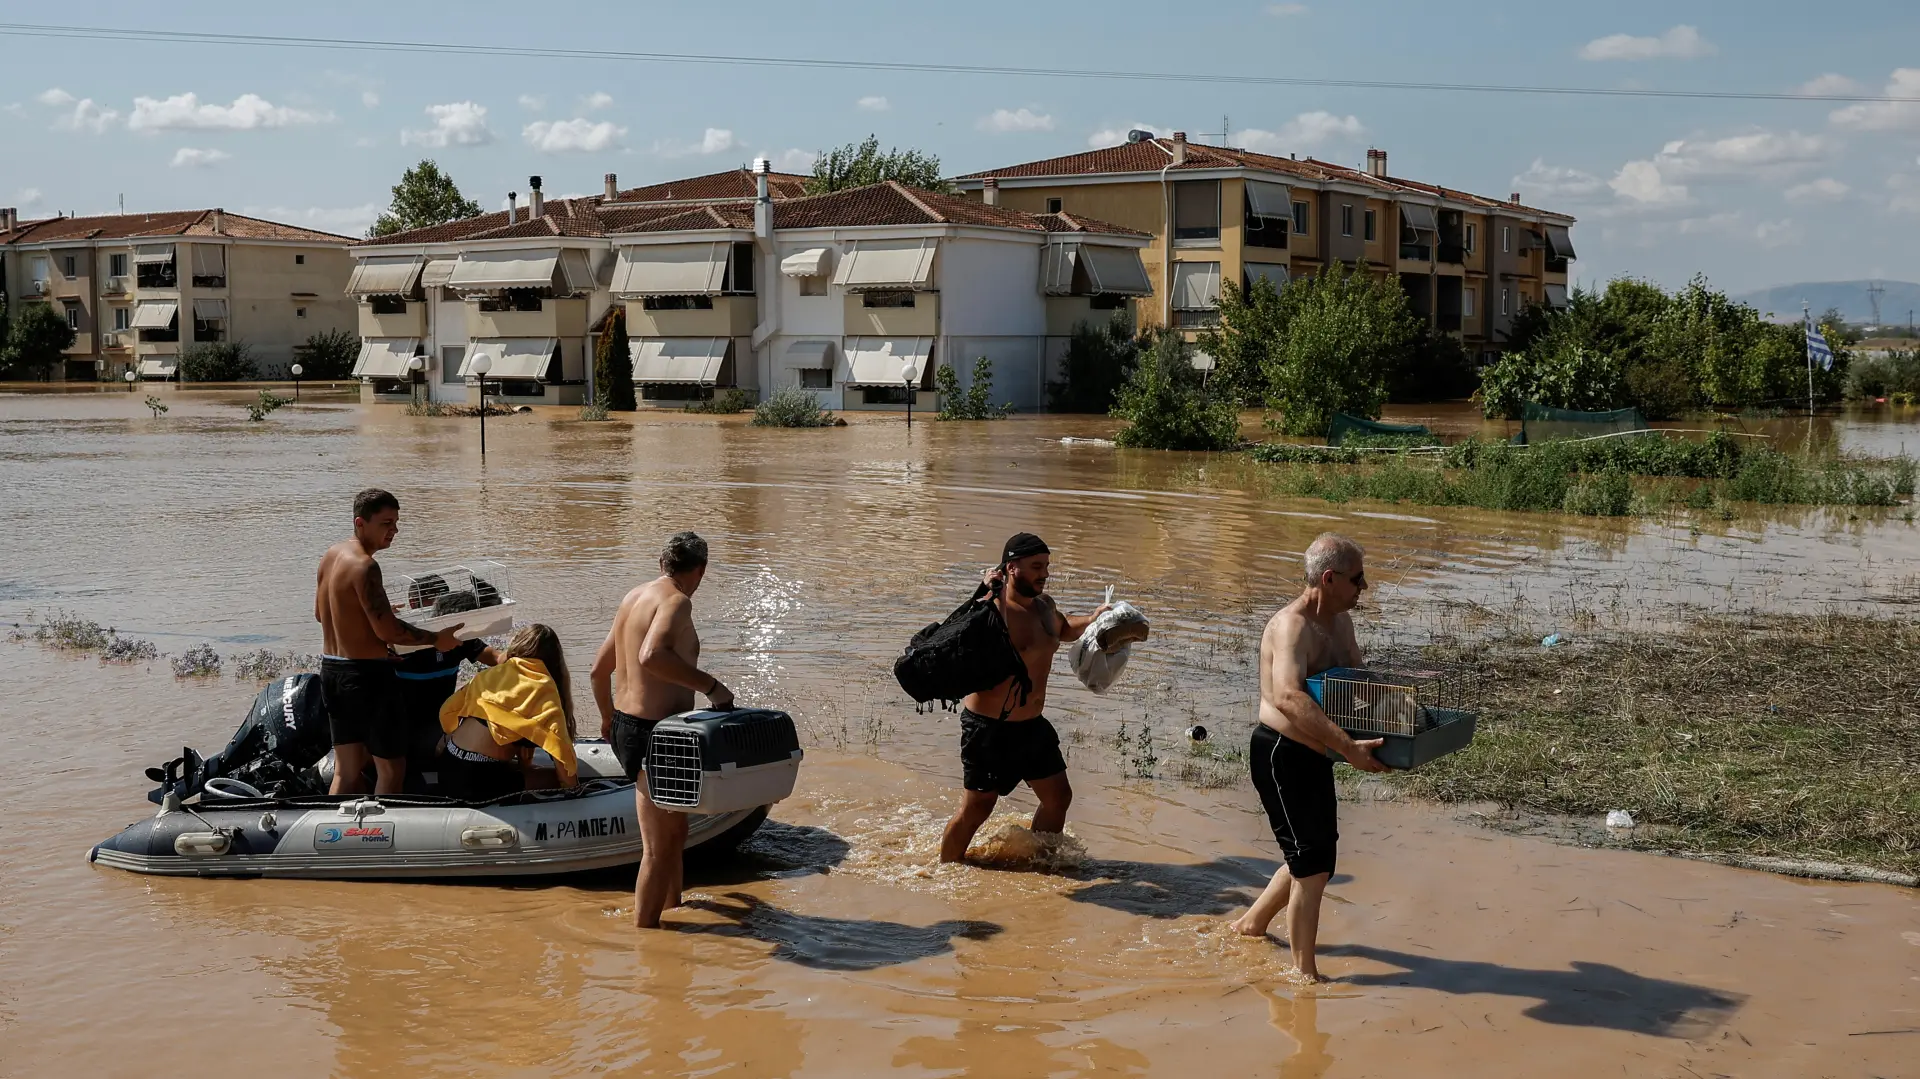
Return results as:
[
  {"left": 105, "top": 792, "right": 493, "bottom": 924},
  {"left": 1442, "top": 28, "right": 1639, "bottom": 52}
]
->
[{"left": 1126, "top": 129, "right": 1155, "bottom": 143}]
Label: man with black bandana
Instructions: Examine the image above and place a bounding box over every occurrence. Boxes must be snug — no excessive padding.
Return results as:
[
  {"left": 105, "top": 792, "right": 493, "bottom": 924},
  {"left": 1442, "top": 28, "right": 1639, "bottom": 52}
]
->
[{"left": 939, "top": 532, "right": 1108, "bottom": 863}]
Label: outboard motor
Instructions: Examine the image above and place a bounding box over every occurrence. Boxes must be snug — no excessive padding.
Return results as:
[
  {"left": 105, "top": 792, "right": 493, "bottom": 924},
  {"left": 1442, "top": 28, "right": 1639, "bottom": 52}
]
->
[
  {"left": 145, "top": 673, "right": 332, "bottom": 803},
  {"left": 645, "top": 708, "right": 803, "bottom": 813}
]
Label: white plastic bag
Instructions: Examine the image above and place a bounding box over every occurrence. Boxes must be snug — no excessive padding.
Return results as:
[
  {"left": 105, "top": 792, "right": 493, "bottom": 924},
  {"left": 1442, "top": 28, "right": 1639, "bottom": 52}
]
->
[{"left": 1069, "top": 587, "right": 1150, "bottom": 694}]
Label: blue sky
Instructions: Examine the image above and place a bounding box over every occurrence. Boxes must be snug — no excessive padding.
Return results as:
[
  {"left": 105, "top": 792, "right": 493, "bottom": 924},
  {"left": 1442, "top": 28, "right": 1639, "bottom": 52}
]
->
[{"left": 4, "top": 1, "right": 1919, "bottom": 296}]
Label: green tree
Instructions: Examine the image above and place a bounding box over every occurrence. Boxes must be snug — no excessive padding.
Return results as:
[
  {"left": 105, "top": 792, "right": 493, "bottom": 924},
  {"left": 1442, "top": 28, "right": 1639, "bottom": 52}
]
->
[
  {"left": 293, "top": 328, "right": 359, "bottom": 380},
  {"left": 1111, "top": 330, "right": 1241, "bottom": 450},
  {"left": 804, "top": 135, "right": 948, "bottom": 194},
  {"left": 369, "top": 160, "right": 483, "bottom": 238},
  {"left": 1, "top": 301, "right": 76, "bottom": 379},
  {"left": 1262, "top": 263, "right": 1415, "bottom": 436},
  {"left": 179, "top": 341, "right": 258, "bottom": 382},
  {"left": 1047, "top": 312, "right": 1141, "bottom": 413},
  {"left": 1198, "top": 276, "right": 1292, "bottom": 408},
  {"left": 592, "top": 307, "right": 635, "bottom": 410},
  {"left": 936, "top": 356, "right": 1010, "bottom": 419}
]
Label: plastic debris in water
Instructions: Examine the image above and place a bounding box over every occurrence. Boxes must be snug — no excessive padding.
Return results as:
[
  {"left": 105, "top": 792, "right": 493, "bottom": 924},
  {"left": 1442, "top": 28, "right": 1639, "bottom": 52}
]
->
[
  {"left": 1605, "top": 809, "right": 1635, "bottom": 829},
  {"left": 1541, "top": 634, "right": 1564, "bottom": 648}
]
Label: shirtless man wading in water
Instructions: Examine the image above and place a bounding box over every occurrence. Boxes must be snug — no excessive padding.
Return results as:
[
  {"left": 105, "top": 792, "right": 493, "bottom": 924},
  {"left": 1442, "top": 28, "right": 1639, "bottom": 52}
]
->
[
  {"left": 939, "top": 533, "right": 1108, "bottom": 864},
  {"left": 1230, "top": 533, "right": 1387, "bottom": 981},
  {"left": 591, "top": 531, "right": 733, "bottom": 929},
  {"left": 314, "top": 488, "right": 462, "bottom": 796}
]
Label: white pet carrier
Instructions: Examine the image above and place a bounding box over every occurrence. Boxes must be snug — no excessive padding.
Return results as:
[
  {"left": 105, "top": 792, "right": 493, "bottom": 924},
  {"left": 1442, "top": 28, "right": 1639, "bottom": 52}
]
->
[
  {"left": 645, "top": 708, "right": 804, "bottom": 814},
  {"left": 384, "top": 560, "right": 517, "bottom": 653}
]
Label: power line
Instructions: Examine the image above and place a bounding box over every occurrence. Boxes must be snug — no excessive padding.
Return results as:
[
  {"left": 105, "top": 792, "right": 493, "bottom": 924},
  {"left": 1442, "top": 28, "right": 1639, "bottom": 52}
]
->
[{"left": 2, "top": 21, "right": 1916, "bottom": 105}]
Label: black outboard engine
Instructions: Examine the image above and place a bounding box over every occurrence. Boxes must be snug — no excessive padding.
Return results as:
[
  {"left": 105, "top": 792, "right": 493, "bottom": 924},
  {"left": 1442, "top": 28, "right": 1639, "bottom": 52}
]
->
[
  {"left": 145, "top": 673, "right": 333, "bottom": 803},
  {"left": 645, "top": 708, "right": 803, "bottom": 813}
]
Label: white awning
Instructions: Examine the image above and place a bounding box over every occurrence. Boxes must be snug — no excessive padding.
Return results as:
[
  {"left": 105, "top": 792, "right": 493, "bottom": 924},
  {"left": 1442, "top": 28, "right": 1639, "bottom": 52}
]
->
[
  {"left": 843, "top": 336, "right": 934, "bottom": 386},
  {"left": 352, "top": 338, "right": 420, "bottom": 379},
  {"left": 1545, "top": 225, "right": 1577, "bottom": 260},
  {"left": 136, "top": 358, "right": 177, "bottom": 377},
  {"left": 611, "top": 243, "right": 729, "bottom": 296},
  {"left": 462, "top": 337, "right": 557, "bottom": 380},
  {"left": 1400, "top": 205, "right": 1439, "bottom": 234},
  {"left": 419, "top": 258, "right": 457, "bottom": 289},
  {"left": 190, "top": 244, "right": 226, "bottom": 277},
  {"left": 1246, "top": 180, "right": 1293, "bottom": 219},
  {"left": 630, "top": 337, "right": 730, "bottom": 384},
  {"left": 558, "top": 249, "right": 597, "bottom": 293},
  {"left": 832, "top": 238, "right": 936, "bottom": 291},
  {"left": 1170, "top": 262, "right": 1221, "bottom": 310},
  {"left": 1039, "top": 243, "right": 1078, "bottom": 295},
  {"left": 448, "top": 249, "right": 560, "bottom": 290},
  {"left": 780, "top": 247, "right": 830, "bottom": 277},
  {"left": 130, "top": 300, "right": 178, "bottom": 329},
  {"left": 1081, "top": 246, "right": 1154, "bottom": 296},
  {"left": 347, "top": 255, "right": 424, "bottom": 296},
  {"left": 782, "top": 339, "right": 835, "bottom": 369},
  {"left": 1543, "top": 283, "right": 1570, "bottom": 309},
  {"left": 1245, "top": 262, "right": 1289, "bottom": 292},
  {"left": 191, "top": 298, "right": 228, "bottom": 320},
  {"left": 133, "top": 244, "right": 175, "bottom": 265}
]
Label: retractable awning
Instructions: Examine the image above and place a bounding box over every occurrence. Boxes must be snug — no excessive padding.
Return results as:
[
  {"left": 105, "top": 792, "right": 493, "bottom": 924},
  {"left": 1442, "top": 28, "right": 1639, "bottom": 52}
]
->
[
  {"left": 558, "top": 249, "right": 597, "bottom": 293},
  {"left": 191, "top": 298, "right": 228, "bottom": 320},
  {"left": 843, "top": 336, "right": 933, "bottom": 386},
  {"left": 130, "top": 300, "right": 178, "bottom": 329},
  {"left": 833, "top": 239, "right": 936, "bottom": 291},
  {"left": 1245, "top": 262, "right": 1289, "bottom": 292},
  {"left": 133, "top": 244, "right": 175, "bottom": 265},
  {"left": 782, "top": 339, "right": 835, "bottom": 369},
  {"left": 629, "top": 337, "right": 731, "bottom": 384},
  {"left": 780, "top": 247, "right": 830, "bottom": 277},
  {"left": 352, "top": 337, "right": 420, "bottom": 379},
  {"left": 348, "top": 255, "right": 424, "bottom": 296},
  {"left": 1170, "top": 262, "right": 1221, "bottom": 310},
  {"left": 1545, "top": 225, "right": 1577, "bottom": 260},
  {"left": 1081, "top": 246, "right": 1154, "bottom": 296},
  {"left": 190, "top": 244, "right": 226, "bottom": 277},
  {"left": 462, "top": 337, "right": 558, "bottom": 380},
  {"left": 1245, "top": 180, "right": 1293, "bottom": 219},
  {"left": 137, "top": 358, "right": 177, "bottom": 377},
  {"left": 1400, "top": 205, "right": 1439, "bottom": 234},
  {"left": 1543, "top": 283, "right": 1570, "bottom": 309},
  {"left": 611, "top": 243, "right": 729, "bottom": 296},
  {"left": 419, "top": 258, "right": 457, "bottom": 289},
  {"left": 1039, "top": 243, "right": 1078, "bottom": 295},
  {"left": 448, "top": 249, "right": 560, "bottom": 290}
]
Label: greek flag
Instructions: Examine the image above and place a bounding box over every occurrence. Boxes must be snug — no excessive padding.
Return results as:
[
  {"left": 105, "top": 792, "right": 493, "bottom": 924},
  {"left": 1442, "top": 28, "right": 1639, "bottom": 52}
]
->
[{"left": 1806, "top": 317, "right": 1835, "bottom": 372}]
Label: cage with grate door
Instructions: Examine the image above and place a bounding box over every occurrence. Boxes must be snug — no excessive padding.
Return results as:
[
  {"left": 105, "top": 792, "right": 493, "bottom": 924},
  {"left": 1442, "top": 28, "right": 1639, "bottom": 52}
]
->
[
  {"left": 645, "top": 708, "right": 803, "bottom": 813},
  {"left": 1305, "top": 666, "right": 1477, "bottom": 769},
  {"left": 383, "top": 560, "right": 517, "bottom": 652}
]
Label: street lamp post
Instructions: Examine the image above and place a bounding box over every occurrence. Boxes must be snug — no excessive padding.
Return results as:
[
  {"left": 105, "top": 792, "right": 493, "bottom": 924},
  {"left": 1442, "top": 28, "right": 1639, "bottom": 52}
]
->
[
  {"left": 902, "top": 360, "right": 916, "bottom": 428},
  {"left": 471, "top": 354, "right": 492, "bottom": 458},
  {"left": 124, "top": 370, "right": 136, "bottom": 393},
  {"left": 290, "top": 363, "right": 303, "bottom": 402},
  {"left": 407, "top": 356, "right": 425, "bottom": 409}
]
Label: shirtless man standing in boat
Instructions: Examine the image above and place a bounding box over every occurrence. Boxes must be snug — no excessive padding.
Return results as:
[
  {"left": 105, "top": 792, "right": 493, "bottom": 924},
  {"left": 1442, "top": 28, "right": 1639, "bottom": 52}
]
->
[
  {"left": 939, "top": 533, "right": 1107, "bottom": 864},
  {"left": 315, "top": 488, "right": 461, "bottom": 796},
  {"left": 591, "top": 531, "right": 733, "bottom": 929},
  {"left": 1230, "top": 533, "right": 1387, "bottom": 981}
]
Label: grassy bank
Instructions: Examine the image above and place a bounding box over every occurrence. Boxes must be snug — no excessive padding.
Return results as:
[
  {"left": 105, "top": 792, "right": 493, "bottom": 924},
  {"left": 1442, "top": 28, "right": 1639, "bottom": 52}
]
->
[{"left": 1387, "top": 613, "right": 1919, "bottom": 876}]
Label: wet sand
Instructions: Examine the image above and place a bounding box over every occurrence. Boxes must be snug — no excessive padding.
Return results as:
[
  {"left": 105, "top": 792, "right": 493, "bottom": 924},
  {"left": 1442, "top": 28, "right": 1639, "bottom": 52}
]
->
[{"left": 3, "top": 388, "right": 1918, "bottom": 1076}]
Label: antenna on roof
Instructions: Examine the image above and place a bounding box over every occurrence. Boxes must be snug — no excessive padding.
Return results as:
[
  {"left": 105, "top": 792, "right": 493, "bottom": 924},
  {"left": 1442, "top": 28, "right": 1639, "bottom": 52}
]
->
[{"left": 118, "top": 193, "right": 125, "bottom": 215}]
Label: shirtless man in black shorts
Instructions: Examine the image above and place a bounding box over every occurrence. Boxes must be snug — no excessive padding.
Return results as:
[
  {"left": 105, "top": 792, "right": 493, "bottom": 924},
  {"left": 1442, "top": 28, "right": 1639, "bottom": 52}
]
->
[
  {"left": 1230, "top": 533, "right": 1387, "bottom": 981},
  {"left": 939, "top": 533, "right": 1108, "bottom": 864},
  {"left": 314, "top": 488, "right": 461, "bottom": 795},
  {"left": 590, "top": 531, "right": 733, "bottom": 929}
]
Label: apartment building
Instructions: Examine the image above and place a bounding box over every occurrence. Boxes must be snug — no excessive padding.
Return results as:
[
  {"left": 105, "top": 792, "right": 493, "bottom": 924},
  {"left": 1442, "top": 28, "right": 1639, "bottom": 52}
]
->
[
  {"left": 953, "top": 134, "right": 1575, "bottom": 361},
  {"left": 0, "top": 206, "right": 355, "bottom": 381}
]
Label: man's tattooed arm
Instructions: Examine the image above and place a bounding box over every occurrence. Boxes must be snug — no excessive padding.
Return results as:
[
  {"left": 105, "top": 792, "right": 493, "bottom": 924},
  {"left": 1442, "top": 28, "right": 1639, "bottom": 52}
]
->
[{"left": 362, "top": 560, "right": 438, "bottom": 646}]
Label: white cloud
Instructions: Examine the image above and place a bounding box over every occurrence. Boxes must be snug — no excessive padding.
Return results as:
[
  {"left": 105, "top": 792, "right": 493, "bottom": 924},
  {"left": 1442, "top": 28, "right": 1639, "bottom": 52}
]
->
[
  {"left": 1784, "top": 177, "right": 1849, "bottom": 202},
  {"left": 523, "top": 117, "right": 626, "bottom": 153},
  {"left": 1830, "top": 68, "right": 1920, "bottom": 132},
  {"left": 361, "top": 90, "right": 379, "bottom": 108},
  {"left": 1753, "top": 219, "right": 1798, "bottom": 248},
  {"left": 980, "top": 107, "right": 1054, "bottom": 133},
  {"left": 582, "top": 91, "right": 614, "bottom": 111},
  {"left": 1087, "top": 122, "right": 1164, "bottom": 148},
  {"left": 170, "top": 147, "right": 230, "bottom": 168},
  {"left": 1266, "top": 3, "right": 1309, "bottom": 13},
  {"left": 857, "top": 95, "right": 889, "bottom": 112},
  {"left": 1579, "top": 25, "right": 1716, "bottom": 62},
  {"left": 18, "top": 187, "right": 44, "bottom": 207},
  {"left": 768, "top": 147, "right": 818, "bottom": 173},
  {"left": 402, "top": 101, "right": 494, "bottom": 147},
  {"left": 1795, "top": 73, "right": 1865, "bottom": 97},
  {"left": 36, "top": 88, "right": 73, "bottom": 106},
  {"left": 1653, "top": 130, "right": 1828, "bottom": 178},
  {"left": 1234, "top": 111, "right": 1366, "bottom": 153},
  {"left": 653, "top": 127, "right": 739, "bottom": 157},
  {"left": 128, "top": 92, "right": 331, "bottom": 131},
  {"left": 37, "top": 87, "right": 120, "bottom": 132},
  {"left": 239, "top": 202, "right": 382, "bottom": 236},
  {"left": 1512, "top": 159, "right": 1605, "bottom": 200},
  {"left": 1887, "top": 172, "right": 1920, "bottom": 216},
  {"left": 1610, "top": 160, "right": 1689, "bottom": 205},
  {"left": 517, "top": 94, "right": 545, "bottom": 111}
]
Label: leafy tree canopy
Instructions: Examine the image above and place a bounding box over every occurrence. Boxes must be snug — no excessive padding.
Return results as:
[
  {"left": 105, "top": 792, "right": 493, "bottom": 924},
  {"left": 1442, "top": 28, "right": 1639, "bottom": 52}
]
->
[
  {"left": 805, "top": 136, "right": 948, "bottom": 194},
  {"left": 369, "top": 160, "right": 483, "bottom": 238},
  {"left": 1, "top": 301, "right": 76, "bottom": 378}
]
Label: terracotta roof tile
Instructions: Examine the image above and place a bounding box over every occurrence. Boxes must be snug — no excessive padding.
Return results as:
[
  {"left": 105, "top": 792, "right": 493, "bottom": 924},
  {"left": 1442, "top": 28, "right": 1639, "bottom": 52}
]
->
[
  {"left": 1033, "top": 211, "right": 1147, "bottom": 236},
  {"left": 2, "top": 209, "right": 353, "bottom": 245},
  {"left": 600, "top": 182, "right": 1148, "bottom": 238},
  {"left": 610, "top": 168, "right": 809, "bottom": 204},
  {"left": 611, "top": 203, "right": 756, "bottom": 234}
]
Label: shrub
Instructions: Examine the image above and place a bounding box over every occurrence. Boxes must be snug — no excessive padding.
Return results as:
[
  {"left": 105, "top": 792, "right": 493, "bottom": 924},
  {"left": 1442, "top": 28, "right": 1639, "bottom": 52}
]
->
[
  {"left": 592, "top": 307, "right": 636, "bottom": 411},
  {"left": 171, "top": 644, "right": 223, "bottom": 677},
  {"left": 1389, "top": 326, "right": 1478, "bottom": 403},
  {"left": 1563, "top": 470, "right": 1633, "bottom": 516},
  {"left": 245, "top": 389, "right": 290, "bottom": 422},
  {"left": 293, "top": 328, "right": 358, "bottom": 380},
  {"left": 143, "top": 395, "right": 169, "bottom": 418},
  {"left": 1846, "top": 349, "right": 1920, "bottom": 401},
  {"left": 684, "top": 388, "right": 756, "bottom": 414},
  {"left": 179, "top": 341, "right": 257, "bottom": 382},
  {"left": 937, "top": 356, "right": 1011, "bottom": 420},
  {"left": 751, "top": 387, "right": 837, "bottom": 427},
  {"left": 0, "top": 302, "right": 76, "bottom": 379},
  {"left": 1261, "top": 263, "right": 1413, "bottom": 436},
  {"left": 1111, "top": 331, "right": 1241, "bottom": 450},
  {"left": 1048, "top": 313, "right": 1141, "bottom": 413},
  {"left": 578, "top": 395, "right": 610, "bottom": 421}
]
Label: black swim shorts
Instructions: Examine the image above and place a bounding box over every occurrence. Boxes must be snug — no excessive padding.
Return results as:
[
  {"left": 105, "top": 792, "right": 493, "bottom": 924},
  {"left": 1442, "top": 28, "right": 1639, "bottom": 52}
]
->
[
  {"left": 610, "top": 710, "right": 659, "bottom": 782},
  {"left": 959, "top": 709, "right": 1068, "bottom": 796},
  {"left": 319, "top": 657, "right": 406, "bottom": 760},
  {"left": 1249, "top": 724, "right": 1339, "bottom": 879}
]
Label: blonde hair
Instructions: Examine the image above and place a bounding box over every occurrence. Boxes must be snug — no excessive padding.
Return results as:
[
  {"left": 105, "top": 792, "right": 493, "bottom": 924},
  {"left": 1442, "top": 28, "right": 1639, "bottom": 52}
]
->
[{"left": 502, "top": 624, "right": 576, "bottom": 738}]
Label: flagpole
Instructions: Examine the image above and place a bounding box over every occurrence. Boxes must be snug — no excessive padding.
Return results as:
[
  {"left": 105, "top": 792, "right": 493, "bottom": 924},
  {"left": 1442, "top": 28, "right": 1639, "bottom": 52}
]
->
[{"left": 1804, "top": 301, "right": 1814, "bottom": 419}]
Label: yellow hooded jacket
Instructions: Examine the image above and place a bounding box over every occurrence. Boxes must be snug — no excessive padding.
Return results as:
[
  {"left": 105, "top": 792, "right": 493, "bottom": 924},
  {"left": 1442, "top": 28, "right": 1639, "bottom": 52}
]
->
[{"left": 438, "top": 657, "right": 577, "bottom": 784}]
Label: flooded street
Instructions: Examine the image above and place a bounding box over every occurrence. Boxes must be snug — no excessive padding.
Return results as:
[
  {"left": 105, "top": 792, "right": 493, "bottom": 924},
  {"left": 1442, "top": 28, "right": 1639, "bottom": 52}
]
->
[{"left": 3, "top": 388, "right": 1918, "bottom": 1077}]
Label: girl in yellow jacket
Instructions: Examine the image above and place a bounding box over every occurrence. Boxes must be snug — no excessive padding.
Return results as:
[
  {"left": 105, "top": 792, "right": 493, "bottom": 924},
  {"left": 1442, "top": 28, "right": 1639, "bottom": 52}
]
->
[{"left": 437, "top": 624, "right": 579, "bottom": 800}]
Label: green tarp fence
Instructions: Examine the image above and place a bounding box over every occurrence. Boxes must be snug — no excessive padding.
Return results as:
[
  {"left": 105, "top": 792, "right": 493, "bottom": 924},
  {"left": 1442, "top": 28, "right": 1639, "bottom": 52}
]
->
[{"left": 1517, "top": 402, "right": 1649, "bottom": 445}]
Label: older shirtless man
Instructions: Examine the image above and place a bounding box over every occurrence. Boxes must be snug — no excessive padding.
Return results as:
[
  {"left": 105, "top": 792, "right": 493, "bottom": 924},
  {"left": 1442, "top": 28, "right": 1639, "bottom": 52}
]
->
[
  {"left": 314, "top": 488, "right": 461, "bottom": 796},
  {"left": 591, "top": 531, "right": 733, "bottom": 929},
  {"left": 1230, "top": 533, "right": 1387, "bottom": 981},
  {"left": 939, "top": 533, "right": 1107, "bottom": 864}
]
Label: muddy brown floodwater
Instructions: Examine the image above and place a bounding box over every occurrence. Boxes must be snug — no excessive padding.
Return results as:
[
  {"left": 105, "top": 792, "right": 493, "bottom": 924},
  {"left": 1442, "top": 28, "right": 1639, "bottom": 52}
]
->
[{"left": 3, "top": 388, "right": 1918, "bottom": 1078}]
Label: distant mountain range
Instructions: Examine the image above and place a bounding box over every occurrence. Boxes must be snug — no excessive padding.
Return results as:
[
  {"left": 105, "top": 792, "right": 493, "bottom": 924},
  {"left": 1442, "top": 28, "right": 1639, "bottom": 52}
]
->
[{"left": 1733, "top": 280, "right": 1920, "bottom": 327}]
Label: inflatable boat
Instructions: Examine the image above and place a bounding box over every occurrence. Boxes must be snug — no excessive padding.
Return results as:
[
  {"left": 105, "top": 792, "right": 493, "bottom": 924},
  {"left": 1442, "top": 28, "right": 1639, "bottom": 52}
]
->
[{"left": 90, "top": 676, "right": 802, "bottom": 880}]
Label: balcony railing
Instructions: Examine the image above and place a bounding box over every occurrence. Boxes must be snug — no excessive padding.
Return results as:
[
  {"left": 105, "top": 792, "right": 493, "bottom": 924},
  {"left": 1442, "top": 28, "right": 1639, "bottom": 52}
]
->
[{"left": 1398, "top": 243, "right": 1431, "bottom": 261}]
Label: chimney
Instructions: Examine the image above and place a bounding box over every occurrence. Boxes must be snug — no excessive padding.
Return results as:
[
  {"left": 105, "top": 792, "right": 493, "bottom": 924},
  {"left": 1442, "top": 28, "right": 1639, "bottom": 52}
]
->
[
  {"left": 1171, "top": 131, "right": 1188, "bottom": 165},
  {"left": 1510, "top": 192, "right": 1521, "bottom": 204},
  {"left": 507, "top": 191, "right": 518, "bottom": 224},
  {"left": 754, "top": 157, "right": 773, "bottom": 239},
  {"left": 211, "top": 207, "right": 225, "bottom": 234},
  {"left": 0, "top": 207, "right": 13, "bottom": 232},
  {"left": 528, "top": 176, "right": 544, "bottom": 218},
  {"left": 604, "top": 172, "right": 618, "bottom": 200},
  {"left": 982, "top": 177, "right": 999, "bottom": 206},
  {"left": 1366, "top": 148, "right": 1387, "bottom": 178}
]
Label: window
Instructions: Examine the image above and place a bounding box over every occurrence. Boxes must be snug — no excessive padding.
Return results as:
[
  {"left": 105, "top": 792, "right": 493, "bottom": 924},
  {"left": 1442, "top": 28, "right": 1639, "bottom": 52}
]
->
[
  {"left": 1244, "top": 205, "right": 1288, "bottom": 249},
  {"left": 479, "top": 289, "right": 545, "bottom": 312},
  {"left": 136, "top": 257, "right": 176, "bottom": 290},
  {"left": 1172, "top": 180, "right": 1221, "bottom": 242},
  {"left": 295, "top": 254, "right": 306, "bottom": 265},
  {"left": 1501, "top": 226, "right": 1511, "bottom": 253},
  {"left": 110, "top": 253, "right": 128, "bottom": 277},
  {"left": 640, "top": 294, "right": 714, "bottom": 310},
  {"left": 799, "top": 369, "right": 832, "bottom": 389},
  {"left": 62, "top": 300, "right": 80, "bottom": 329},
  {"left": 1291, "top": 201, "right": 1310, "bottom": 236},
  {"left": 799, "top": 275, "right": 828, "bottom": 297},
  {"left": 1464, "top": 224, "right": 1476, "bottom": 253},
  {"left": 113, "top": 307, "right": 131, "bottom": 331},
  {"left": 63, "top": 255, "right": 77, "bottom": 279},
  {"left": 1364, "top": 209, "right": 1376, "bottom": 242},
  {"left": 726, "top": 241, "right": 755, "bottom": 294},
  {"left": 442, "top": 345, "right": 466, "bottom": 385},
  {"left": 1463, "top": 288, "right": 1475, "bottom": 318},
  {"left": 193, "top": 318, "right": 225, "bottom": 343},
  {"left": 368, "top": 295, "right": 408, "bottom": 315},
  {"left": 861, "top": 290, "right": 915, "bottom": 308},
  {"left": 1340, "top": 204, "right": 1354, "bottom": 237},
  {"left": 296, "top": 307, "right": 308, "bottom": 319},
  {"left": 1089, "top": 293, "right": 1130, "bottom": 310},
  {"left": 1500, "top": 288, "right": 1510, "bottom": 316},
  {"left": 1045, "top": 197, "right": 1063, "bottom": 214}
]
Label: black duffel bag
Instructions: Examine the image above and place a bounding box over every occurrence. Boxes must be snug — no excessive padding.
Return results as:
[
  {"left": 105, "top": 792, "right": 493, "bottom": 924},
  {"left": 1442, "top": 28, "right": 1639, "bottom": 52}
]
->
[{"left": 892, "top": 583, "right": 1032, "bottom": 713}]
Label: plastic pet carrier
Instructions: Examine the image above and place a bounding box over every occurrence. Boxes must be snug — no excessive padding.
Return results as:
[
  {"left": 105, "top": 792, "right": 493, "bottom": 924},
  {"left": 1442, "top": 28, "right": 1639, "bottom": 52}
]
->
[
  {"left": 645, "top": 708, "right": 804, "bottom": 813},
  {"left": 1306, "top": 666, "right": 1477, "bottom": 770},
  {"left": 384, "top": 560, "right": 516, "bottom": 652}
]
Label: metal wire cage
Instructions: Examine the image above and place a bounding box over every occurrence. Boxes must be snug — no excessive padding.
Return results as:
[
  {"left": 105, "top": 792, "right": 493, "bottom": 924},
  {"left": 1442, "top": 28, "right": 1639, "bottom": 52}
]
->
[
  {"left": 386, "top": 561, "right": 513, "bottom": 616},
  {"left": 1310, "top": 666, "right": 1470, "bottom": 737}
]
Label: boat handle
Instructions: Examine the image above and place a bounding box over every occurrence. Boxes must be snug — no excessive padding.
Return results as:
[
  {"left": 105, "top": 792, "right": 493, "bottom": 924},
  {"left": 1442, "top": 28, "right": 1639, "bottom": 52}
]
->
[
  {"left": 174, "top": 831, "right": 232, "bottom": 856},
  {"left": 460, "top": 825, "right": 518, "bottom": 849}
]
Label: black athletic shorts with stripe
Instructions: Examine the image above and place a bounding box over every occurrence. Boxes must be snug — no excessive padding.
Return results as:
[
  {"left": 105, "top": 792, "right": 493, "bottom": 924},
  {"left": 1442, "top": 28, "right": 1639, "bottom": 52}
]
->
[{"left": 1249, "top": 724, "right": 1339, "bottom": 879}]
